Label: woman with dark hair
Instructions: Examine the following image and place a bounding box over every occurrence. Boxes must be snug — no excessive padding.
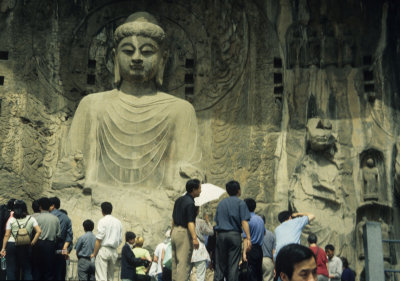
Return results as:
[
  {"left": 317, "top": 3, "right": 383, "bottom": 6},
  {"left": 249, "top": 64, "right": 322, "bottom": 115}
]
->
[
  {"left": 307, "top": 234, "right": 329, "bottom": 281},
  {"left": 340, "top": 257, "right": 355, "bottom": 281},
  {"left": 0, "top": 200, "right": 41, "bottom": 280}
]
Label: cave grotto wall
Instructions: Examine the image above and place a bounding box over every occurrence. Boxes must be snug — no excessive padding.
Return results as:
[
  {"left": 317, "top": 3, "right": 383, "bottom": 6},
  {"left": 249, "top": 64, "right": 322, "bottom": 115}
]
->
[{"left": 0, "top": 0, "right": 399, "bottom": 277}]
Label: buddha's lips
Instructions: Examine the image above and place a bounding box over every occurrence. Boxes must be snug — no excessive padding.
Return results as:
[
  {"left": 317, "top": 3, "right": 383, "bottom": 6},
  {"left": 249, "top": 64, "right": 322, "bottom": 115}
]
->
[{"left": 130, "top": 65, "right": 144, "bottom": 70}]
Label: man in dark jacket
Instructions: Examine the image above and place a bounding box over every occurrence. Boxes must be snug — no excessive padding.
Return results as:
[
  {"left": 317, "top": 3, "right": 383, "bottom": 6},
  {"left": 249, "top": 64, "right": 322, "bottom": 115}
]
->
[
  {"left": 49, "top": 197, "right": 73, "bottom": 280},
  {"left": 121, "top": 231, "right": 148, "bottom": 281}
]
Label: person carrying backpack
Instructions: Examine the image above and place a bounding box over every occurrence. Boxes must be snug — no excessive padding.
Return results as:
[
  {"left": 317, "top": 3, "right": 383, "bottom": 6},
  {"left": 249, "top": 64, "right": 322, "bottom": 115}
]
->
[{"left": 0, "top": 200, "right": 42, "bottom": 280}]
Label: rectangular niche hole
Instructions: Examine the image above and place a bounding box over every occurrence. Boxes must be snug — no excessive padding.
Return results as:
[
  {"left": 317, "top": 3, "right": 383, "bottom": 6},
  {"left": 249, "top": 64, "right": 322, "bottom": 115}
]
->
[
  {"left": 88, "top": 59, "right": 96, "bottom": 69},
  {"left": 274, "top": 73, "right": 283, "bottom": 84},
  {"left": 86, "top": 74, "right": 95, "bottom": 85},
  {"left": 185, "top": 87, "right": 194, "bottom": 95},
  {"left": 185, "top": 59, "right": 194, "bottom": 68},
  {"left": 274, "top": 57, "right": 282, "bottom": 68},
  {"left": 184, "top": 74, "right": 194, "bottom": 84},
  {"left": 364, "top": 84, "right": 374, "bottom": 92},
  {"left": 363, "top": 55, "right": 372, "bottom": 66},
  {"left": 274, "top": 86, "right": 283, "bottom": 94},
  {"left": 363, "top": 70, "right": 373, "bottom": 81},
  {"left": 0, "top": 51, "right": 8, "bottom": 60},
  {"left": 0, "top": 76, "right": 4, "bottom": 85}
]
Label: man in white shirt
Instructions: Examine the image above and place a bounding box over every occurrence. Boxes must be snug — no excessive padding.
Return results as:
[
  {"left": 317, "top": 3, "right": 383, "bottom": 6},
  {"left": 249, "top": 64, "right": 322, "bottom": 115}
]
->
[
  {"left": 325, "top": 244, "right": 342, "bottom": 281},
  {"left": 91, "top": 202, "right": 123, "bottom": 281},
  {"left": 152, "top": 230, "right": 170, "bottom": 281}
]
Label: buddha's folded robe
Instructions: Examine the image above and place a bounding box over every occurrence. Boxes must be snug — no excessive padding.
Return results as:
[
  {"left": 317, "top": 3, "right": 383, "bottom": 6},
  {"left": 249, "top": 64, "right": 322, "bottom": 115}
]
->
[{"left": 60, "top": 89, "right": 202, "bottom": 189}]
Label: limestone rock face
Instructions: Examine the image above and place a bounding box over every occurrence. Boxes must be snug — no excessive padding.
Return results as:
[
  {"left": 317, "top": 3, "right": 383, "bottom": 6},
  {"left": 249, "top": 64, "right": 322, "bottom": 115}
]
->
[{"left": 0, "top": 1, "right": 400, "bottom": 276}]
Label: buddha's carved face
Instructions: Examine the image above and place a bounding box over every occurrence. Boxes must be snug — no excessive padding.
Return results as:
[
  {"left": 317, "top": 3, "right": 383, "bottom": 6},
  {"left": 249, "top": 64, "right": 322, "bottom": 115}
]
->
[
  {"left": 307, "top": 118, "right": 336, "bottom": 152},
  {"left": 366, "top": 158, "right": 375, "bottom": 167},
  {"left": 116, "top": 35, "right": 164, "bottom": 84}
]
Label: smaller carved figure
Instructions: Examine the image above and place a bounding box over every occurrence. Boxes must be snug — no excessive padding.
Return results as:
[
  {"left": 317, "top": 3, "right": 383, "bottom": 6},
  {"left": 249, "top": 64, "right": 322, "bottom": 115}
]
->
[
  {"left": 356, "top": 216, "right": 367, "bottom": 259},
  {"left": 379, "top": 218, "right": 391, "bottom": 261},
  {"left": 362, "top": 158, "right": 380, "bottom": 201}
]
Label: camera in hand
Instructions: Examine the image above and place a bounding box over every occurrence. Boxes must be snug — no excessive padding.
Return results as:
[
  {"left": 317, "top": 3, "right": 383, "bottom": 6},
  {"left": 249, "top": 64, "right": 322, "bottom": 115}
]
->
[{"left": 142, "top": 260, "right": 150, "bottom": 267}]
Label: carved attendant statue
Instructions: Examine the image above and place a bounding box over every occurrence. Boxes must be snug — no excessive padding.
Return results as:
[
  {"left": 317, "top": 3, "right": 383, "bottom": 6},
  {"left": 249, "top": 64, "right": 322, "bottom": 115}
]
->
[
  {"left": 362, "top": 158, "right": 379, "bottom": 201},
  {"left": 56, "top": 12, "right": 202, "bottom": 191}
]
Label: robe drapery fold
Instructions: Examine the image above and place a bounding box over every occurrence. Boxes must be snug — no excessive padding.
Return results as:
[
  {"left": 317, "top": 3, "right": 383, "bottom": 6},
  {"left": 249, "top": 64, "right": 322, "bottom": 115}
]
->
[{"left": 65, "top": 89, "right": 202, "bottom": 189}]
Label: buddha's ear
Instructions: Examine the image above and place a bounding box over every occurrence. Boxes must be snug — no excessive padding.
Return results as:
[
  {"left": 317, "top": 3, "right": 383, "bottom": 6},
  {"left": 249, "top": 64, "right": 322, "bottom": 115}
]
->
[
  {"left": 155, "top": 50, "right": 168, "bottom": 87},
  {"left": 113, "top": 48, "right": 121, "bottom": 86}
]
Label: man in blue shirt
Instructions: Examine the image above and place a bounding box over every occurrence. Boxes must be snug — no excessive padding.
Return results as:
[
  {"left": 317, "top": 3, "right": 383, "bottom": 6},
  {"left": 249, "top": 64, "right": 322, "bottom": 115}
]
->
[
  {"left": 261, "top": 227, "right": 275, "bottom": 281},
  {"left": 75, "top": 219, "right": 96, "bottom": 281},
  {"left": 50, "top": 197, "right": 73, "bottom": 280},
  {"left": 214, "top": 180, "right": 251, "bottom": 281},
  {"left": 274, "top": 210, "right": 315, "bottom": 261},
  {"left": 243, "top": 198, "right": 265, "bottom": 281}
]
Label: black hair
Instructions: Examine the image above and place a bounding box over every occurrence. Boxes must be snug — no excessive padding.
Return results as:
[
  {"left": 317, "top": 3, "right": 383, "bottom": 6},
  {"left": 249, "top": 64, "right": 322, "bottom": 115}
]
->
[
  {"left": 186, "top": 179, "right": 200, "bottom": 193},
  {"left": 83, "top": 219, "right": 94, "bottom": 232},
  {"left": 278, "top": 211, "right": 292, "bottom": 223},
  {"left": 7, "top": 199, "right": 16, "bottom": 211},
  {"left": 125, "top": 231, "right": 136, "bottom": 241},
  {"left": 307, "top": 233, "right": 317, "bottom": 244},
  {"left": 341, "top": 257, "right": 349, "bottom": 268},
  {"left": 13, "top": 200, "right": 28, "bottom": 219},
  {"left": 101, "top": 202, "right": 113, "bottom": 215},
  {"left": 226, "top": 180, "right": 240, "bottom": 196},
  {"left": 32, "top": 200, "right": 40, "bottom": 213},
  {"left": 244, "top": 198, "right": 256, "bottom": 212},
  {"left": 59, "top": 209, "right": 68, "bottom": 215},
  {"left": 325, "top": 244, "right": 335, "bottom": 252},
  {"left": 38, "top": 197, "right": 51, "bottom": 211},
  {"left": 275, "top": 243, "right": 316, "bottom": 281},
  {"left": 49, "top": 197, "right": 61, "bottom": 209}
]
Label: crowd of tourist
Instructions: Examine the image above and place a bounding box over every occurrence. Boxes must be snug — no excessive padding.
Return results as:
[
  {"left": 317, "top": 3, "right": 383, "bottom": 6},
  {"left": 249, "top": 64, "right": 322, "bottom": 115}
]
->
[{"left": 0, "top": 179, "right": 356, "bottom": 281}]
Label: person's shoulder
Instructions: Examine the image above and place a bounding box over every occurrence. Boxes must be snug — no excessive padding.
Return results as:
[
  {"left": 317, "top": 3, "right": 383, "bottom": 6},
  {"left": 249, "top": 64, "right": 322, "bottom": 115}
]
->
[
  {"left": 26, "top": 215, "right": 37, "bottom": 224},
  {"left": 254, "top": 214, "right": 263, "bottom": 221},
  {"left": 58, "top": 210, "right": 70, "bottom": 221},
  {"left": 254, "top": 214, "right": 265, "bottom": 225},
  {"left": 274, "top": 222, "right": 286, "bottom": 232},
  {"left": 175, "top": 194, "right": 185, "bottom": 203},
  {"left": 293, "top": 216, "right": 309, "bottom": 223},
  {"left": 156, "top": 242, "right": 166, "bottom": 250},
  {"left": 8, "top": 216, "right": 16, "bottom": 223},
  {"left": 217, "top": 197, "right": 229, "bottom": 205},
  {"left": 333, "top": 255, "right": 342, "bottom": 262},
  {"left": 111, "top": 215, "right": 122, "bottom": 225}
]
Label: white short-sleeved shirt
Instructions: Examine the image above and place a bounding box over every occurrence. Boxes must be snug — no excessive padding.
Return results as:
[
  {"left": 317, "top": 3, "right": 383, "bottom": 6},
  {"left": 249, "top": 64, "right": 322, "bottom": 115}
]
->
[
  {"left": 96, "top": 215, "right": 123, "bottom": 249},
  {"left": 6, "top": 216, "right": 38, "bottom": 243},
  {"left": 154, "top": 242, "right": 166, "bottom": 274}
]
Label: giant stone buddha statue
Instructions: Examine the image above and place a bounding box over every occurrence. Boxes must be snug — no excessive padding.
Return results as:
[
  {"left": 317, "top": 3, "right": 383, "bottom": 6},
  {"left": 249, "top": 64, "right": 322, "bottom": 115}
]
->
[{"left": 54, "top": 12, "right": 203, "bottom": 194}]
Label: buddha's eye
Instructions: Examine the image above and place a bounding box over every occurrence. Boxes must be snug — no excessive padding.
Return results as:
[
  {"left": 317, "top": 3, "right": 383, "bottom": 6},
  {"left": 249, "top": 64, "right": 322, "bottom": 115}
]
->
[
  {"left": 140, "top": 45, "right": 157, "bottom": 56},
  {"left": 122, "top": 49, "right": 134, "bottom": 55}
]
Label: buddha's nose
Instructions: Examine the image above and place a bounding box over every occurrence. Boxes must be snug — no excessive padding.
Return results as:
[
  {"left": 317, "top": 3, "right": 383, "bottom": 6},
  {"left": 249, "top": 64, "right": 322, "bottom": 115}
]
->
[{"left": 132, "top": 52, "right": 142, "bottom": 62}]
